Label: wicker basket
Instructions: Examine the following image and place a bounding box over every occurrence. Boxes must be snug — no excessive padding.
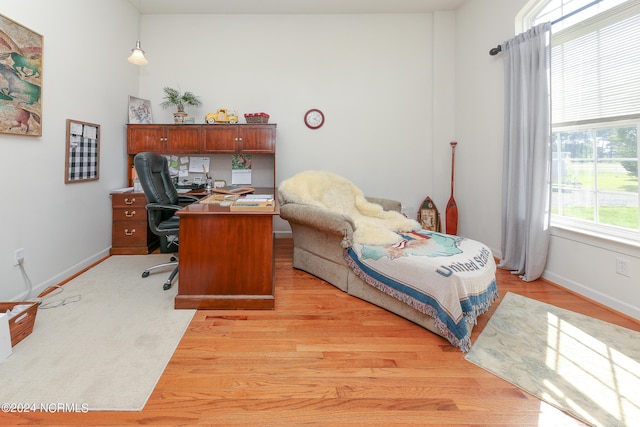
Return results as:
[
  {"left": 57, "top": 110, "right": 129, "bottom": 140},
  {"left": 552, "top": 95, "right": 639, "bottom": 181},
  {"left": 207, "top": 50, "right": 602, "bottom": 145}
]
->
[
  {"left": 244, "top": 116, "right": 269, "bottom": 124},
  {"left": 0, "top": 302, "right": 38, "bottom": 347}
]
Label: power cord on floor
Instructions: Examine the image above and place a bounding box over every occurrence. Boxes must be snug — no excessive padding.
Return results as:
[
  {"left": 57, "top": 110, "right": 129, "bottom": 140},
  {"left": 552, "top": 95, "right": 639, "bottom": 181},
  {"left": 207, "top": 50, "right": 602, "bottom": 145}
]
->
[
  {"left": 37, "top": 284, "right": 81, "bottom": 309},
  {"left": 39, "top": 293, "right": 81, "bottom": 309},
  {"left": 15, "top": 259, "right": 82, "bottom": 309}
]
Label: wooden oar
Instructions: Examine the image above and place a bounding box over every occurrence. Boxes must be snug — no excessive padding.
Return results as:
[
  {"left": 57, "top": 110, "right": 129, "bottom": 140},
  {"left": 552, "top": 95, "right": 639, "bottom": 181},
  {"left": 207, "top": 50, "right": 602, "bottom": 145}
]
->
[{"left": 446, "top": 141, "right": 458, "bottom": 235}]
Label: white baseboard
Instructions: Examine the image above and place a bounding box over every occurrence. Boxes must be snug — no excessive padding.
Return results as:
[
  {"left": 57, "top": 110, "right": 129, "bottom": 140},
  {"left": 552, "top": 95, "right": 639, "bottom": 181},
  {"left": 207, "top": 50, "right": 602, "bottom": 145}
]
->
[
  {"left": 20, "top": 248, "right": 111, "bottom": 301},
  {"left": 543, "top": 270, "right": 640, "bottom": 321}
]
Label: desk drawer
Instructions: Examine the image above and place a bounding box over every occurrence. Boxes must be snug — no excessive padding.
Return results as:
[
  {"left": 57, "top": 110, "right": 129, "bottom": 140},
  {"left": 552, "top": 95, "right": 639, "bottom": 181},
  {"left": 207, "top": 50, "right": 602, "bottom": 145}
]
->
[
  {"left": 112, "top": 193, "right": 147, "bottom": 208},
  {"left": 112, "top": 220, "right": 151, "bottom": 248},
  {"left": 112, "top": 207, "right": 146, "bottom": 222}
]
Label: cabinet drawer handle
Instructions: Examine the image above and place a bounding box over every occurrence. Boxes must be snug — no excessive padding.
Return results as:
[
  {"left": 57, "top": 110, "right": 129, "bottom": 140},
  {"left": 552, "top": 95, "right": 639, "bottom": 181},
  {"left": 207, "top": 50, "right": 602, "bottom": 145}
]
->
[
  {"left": 124, "top": 198, "right": 136, "bottom": 205},
  {"left": 124, "top": 229, "right": 136, "bottom": 236},
  {"left": 125, "top": 210, "right": 136, "bottom": 217}
]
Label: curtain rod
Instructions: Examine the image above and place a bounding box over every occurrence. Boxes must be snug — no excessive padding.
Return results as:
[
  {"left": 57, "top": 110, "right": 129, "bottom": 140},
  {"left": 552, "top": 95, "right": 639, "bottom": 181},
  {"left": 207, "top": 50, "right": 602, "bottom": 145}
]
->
[{"left": 488, "top": 0, "right": 604, "bottom": 55}]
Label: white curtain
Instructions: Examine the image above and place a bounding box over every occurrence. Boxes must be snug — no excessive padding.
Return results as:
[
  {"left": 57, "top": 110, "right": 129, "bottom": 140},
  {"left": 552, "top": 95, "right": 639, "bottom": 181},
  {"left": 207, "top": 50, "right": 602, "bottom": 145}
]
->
[{"left": 498, "top": 22, "right": 552, "bottom": 282}]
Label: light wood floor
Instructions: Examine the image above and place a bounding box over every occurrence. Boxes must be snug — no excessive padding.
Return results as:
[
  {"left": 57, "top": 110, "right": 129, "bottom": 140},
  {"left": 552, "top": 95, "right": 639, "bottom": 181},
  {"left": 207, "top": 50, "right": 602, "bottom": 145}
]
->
[{"left": 5, "top": 238, "right": 639, "bottom": 426}]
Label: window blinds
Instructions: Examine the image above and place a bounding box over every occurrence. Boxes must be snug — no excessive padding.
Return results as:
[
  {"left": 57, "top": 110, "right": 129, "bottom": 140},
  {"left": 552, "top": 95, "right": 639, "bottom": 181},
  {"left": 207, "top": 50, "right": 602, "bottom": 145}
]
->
[{"left": 551, "top": 0, "right": 640, "bottom": 126}]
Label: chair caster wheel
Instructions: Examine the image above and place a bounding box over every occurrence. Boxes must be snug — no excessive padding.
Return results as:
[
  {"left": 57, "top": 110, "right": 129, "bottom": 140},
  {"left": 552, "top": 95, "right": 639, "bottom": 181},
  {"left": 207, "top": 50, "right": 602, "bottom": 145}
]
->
[
  {"left": 163, "top": 282, "right": 172, "bottom": 290},
  {"left": 170, "top": 256, "right": 177, "bottom": 262},
  {"left": 142, "top": 271, "right": 150, "bottom": 278}
]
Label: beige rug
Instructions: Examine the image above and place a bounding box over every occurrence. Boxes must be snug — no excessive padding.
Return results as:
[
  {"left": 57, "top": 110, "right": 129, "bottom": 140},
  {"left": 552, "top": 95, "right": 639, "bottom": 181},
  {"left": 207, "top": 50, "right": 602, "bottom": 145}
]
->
[
  {"left": 0, "top": 255, "right": 195, "bottom": 411},
  {"left": 465, "top": 292, "right": 640, "bottom": 427}
]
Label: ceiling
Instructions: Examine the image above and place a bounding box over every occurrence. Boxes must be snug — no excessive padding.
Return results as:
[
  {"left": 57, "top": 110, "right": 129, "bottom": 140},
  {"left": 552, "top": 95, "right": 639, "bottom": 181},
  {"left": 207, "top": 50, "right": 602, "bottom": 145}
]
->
[{"left": 133, "top": 0, "right": 467, "bottom": 15}]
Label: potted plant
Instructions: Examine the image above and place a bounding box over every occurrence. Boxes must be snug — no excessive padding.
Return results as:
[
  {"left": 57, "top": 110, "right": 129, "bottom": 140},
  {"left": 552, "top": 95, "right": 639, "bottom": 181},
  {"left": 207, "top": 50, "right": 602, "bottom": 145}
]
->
[{"left": 160, "top": 86, "right": 202, "bottom": 123}]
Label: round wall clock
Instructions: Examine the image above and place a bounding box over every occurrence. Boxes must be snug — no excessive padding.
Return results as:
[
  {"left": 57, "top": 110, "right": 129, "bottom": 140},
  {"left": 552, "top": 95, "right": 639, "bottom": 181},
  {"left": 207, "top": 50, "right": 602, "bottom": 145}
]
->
[{"left": 304, "top": 109, "right": 324, "bottom": 129}]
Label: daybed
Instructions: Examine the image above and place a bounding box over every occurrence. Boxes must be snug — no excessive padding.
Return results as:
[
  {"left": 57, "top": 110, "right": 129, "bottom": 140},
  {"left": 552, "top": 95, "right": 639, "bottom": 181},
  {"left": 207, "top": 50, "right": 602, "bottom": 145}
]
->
[{"left": 278, "top": 170, "right": 498, "bottom": 352}]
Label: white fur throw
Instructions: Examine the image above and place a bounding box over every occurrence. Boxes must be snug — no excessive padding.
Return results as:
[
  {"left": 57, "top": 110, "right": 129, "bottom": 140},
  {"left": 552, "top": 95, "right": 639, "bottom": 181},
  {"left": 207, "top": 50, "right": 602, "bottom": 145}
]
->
[{"left": 279, "top": 170, "right": 421, "bottom": 245}]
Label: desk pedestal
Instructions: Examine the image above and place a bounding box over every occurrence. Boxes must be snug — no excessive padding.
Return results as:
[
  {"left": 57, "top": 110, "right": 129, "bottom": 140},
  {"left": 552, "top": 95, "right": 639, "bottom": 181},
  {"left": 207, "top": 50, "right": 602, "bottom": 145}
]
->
[{"left": 175, "top": 207, "right": 276, "bottom": 310}]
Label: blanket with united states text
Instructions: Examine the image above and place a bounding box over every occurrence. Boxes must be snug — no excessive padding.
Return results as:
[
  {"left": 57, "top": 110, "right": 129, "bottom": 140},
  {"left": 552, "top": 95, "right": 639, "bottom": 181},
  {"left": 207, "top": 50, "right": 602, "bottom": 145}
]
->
[{"left": 345, "top": 230, "right": 498, "bottom": 352}]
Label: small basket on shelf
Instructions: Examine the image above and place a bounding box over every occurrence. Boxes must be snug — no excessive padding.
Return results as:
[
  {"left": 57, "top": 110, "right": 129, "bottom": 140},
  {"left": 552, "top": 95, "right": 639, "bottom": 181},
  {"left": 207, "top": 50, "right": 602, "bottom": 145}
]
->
[{"left": 244, "top": 112, "right": 270, "bottom": 124}]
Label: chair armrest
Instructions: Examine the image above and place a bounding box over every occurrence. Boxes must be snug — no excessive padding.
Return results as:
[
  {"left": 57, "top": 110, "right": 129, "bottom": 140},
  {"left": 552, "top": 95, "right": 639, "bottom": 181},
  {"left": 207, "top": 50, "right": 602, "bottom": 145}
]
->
[
  {"left": 365, "top": 196, "right": 402, "bottom": 213},
  {"left": 145, "top": 202, "right": 182, "bottom": 212},
  {"left": 279, "top": 195, "right": 403, "bottom": 248},
  {"left": 279, "top": 204, "right": 356, "bottom": 247},
  {"left": 178, "top": 194, "right": 200, "bottom": 205},
  {"left": 280, "top": 204, "right": 356, "bottom": 233}
]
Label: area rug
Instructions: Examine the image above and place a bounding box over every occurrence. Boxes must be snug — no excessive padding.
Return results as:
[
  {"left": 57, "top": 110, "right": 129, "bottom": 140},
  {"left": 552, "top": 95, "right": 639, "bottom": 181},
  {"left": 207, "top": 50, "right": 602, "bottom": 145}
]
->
[
  {"left": 465, "top": 292, "right": 640, "bottom": 427},
  {"left": 0, "top": 255, "right": 195, "bottom": 411}
]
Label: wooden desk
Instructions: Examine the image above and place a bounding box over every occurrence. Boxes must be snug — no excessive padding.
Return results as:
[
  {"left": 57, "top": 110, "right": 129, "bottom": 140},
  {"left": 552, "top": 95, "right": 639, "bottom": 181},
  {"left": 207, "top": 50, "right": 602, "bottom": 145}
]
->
[{"left": 174, "top": 188, "right": 279, "bottom": 310}]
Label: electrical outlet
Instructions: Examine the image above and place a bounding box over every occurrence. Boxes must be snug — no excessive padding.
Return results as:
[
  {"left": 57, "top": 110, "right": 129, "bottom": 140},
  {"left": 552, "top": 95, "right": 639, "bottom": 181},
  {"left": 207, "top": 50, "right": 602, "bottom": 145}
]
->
[
  {"left": 14, "top": 248, "right": 25, "bottom": 266},
  {"left": 616, "top": 258, "right": 630, "bottom": 277}
]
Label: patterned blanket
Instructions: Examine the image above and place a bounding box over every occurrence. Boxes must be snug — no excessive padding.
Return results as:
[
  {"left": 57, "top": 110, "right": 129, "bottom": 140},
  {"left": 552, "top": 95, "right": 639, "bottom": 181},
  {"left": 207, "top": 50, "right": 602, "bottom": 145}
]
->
[{"left": 344, "top": 230, "right": 499, "bottom": 352}]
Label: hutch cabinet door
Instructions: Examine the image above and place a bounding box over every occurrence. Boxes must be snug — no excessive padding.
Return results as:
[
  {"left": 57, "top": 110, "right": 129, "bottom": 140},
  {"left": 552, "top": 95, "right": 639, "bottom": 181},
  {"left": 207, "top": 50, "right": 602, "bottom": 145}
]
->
[
  {"left": 165, "top": 126, "right": 201, "bottom": 153},
  {"left": 202, "top": 125, "right": 238, "bottom": 153},
  {"left": 127, "top": 125, "right": 165, "bottom": 154},
  {"left": 239, "top": 125, "right": 276, "bottom": 153}
]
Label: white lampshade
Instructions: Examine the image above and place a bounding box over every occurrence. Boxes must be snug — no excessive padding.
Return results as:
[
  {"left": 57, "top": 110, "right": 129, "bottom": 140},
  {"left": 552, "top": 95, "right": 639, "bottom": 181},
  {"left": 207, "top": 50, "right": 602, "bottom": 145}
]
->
[{"left": 128, "top": 40, "right": 148, "bottom": 65}]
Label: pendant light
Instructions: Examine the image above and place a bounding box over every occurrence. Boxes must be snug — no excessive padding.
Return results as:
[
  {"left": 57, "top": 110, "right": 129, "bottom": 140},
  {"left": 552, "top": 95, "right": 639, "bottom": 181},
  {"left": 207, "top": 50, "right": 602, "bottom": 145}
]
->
[
  {"left": 128, "top": 0, "right": 148, "bottom": 65},
  {"left": 128, "top": 40, "right": 148, "bottom": 65}
]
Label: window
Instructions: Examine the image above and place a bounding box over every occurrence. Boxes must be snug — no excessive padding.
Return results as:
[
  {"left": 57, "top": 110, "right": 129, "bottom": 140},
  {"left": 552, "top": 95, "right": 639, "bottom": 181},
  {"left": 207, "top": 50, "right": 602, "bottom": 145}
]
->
[{"left": 527, "top": 0, "right": 640, "bottom": 241}]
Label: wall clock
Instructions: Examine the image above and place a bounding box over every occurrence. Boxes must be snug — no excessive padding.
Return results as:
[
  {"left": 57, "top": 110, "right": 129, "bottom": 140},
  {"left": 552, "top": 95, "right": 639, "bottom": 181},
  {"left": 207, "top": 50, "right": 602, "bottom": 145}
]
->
[{"left": 304, "top": 109, "right": 324, "bottom": 129}]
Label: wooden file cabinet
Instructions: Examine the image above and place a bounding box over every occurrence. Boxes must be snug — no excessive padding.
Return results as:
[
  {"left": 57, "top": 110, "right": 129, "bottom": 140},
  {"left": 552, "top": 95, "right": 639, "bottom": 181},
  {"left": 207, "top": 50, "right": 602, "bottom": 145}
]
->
[{"left": 110, "top": 192, "right": 158, "bottom": 255}]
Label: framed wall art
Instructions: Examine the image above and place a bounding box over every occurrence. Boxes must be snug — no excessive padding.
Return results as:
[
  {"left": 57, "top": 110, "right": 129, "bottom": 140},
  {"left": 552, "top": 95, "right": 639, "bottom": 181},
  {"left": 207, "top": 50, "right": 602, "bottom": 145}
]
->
[
  {"left": 0, "top": 14, "right": 43, "bottom": 136},
  {"left": 65, "top": 119, "right": 100, "bottom": 183},
  {"left": 128, "top": 96, "right": 153, "bottom": 124}
]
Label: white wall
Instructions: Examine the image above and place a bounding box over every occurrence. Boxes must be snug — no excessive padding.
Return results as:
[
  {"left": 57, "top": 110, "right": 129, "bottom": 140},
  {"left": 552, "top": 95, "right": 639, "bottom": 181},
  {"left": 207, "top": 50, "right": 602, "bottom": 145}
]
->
[
  {"left": 455, "top": 0, "right": 640, "bottom": 320},
  {"left": 454, "top": 0, "right": 526, "bottom": 253},
  {"left": 431, "top": 12, "right": 457, "bottom": 220},
  {"left": 2, "top": 0, "right": 138, "bottom": 301},
  {"left": 137, "top": 13, "right": 453, "bottom": 232}
]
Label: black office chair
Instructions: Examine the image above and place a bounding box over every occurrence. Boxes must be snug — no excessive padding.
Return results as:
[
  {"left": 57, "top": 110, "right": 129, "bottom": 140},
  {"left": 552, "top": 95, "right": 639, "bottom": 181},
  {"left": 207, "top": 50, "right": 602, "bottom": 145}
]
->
[{"left": 133, "top": 152, "right": 198, "bottom": 290}]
